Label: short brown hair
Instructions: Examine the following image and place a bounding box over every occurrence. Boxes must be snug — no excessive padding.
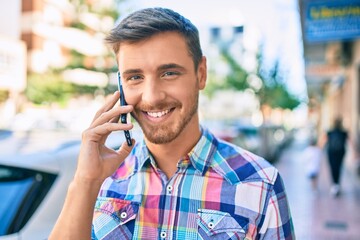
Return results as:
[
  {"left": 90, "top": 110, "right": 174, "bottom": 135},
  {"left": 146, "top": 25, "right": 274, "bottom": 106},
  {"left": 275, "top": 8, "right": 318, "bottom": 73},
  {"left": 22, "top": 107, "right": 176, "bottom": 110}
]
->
[{"left": 105, "top": 7, "right": 203, "bottom": 69}]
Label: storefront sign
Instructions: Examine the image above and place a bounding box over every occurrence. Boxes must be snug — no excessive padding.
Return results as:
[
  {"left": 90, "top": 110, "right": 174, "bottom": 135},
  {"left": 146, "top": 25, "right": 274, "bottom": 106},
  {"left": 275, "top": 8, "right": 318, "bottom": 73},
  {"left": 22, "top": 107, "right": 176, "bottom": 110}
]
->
[{"left": 303, "top": 0, "right": 360, "bottom": 42}]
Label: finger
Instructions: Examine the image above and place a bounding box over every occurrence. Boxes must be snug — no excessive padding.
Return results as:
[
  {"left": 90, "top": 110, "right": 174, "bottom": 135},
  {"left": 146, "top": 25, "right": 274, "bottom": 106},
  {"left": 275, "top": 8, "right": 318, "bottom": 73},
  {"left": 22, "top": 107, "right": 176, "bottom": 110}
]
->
[
  {"left": 90, "top": 106, "right": 132, "bottom": 146},
  {"left": 90, "top": 105, "right": 132, "bottom": 129},
  {"left": 90, "top": 105, "right": 133, "bottom": 129},
  {"left": 116, "top": 139, "right": 136, "bottom": 159},
  {"left": 98, "top": 115, "right": 121, "bottom": 145},
  {"left": 110, "top": 115, "right": 121, "bottom": 123},
  {"left": 91, "top": 91, "right": 120, "bottom": 123},
  {"left": 83, "top": 122, "right": 133, "bottom": 142}
]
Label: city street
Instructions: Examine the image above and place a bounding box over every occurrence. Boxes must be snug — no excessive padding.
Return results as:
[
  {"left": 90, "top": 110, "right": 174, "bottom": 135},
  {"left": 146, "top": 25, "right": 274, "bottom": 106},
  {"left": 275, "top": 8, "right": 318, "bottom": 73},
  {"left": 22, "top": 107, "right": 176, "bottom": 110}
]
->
[
  {"left": 1, "top": 128, "right": 360, "bottom": 239},
  {"left": 275, "top": 139, "right": 360, "bottom": 239},
  {"left": 0, "top": 0, "right": 359, "bottom": 239}
]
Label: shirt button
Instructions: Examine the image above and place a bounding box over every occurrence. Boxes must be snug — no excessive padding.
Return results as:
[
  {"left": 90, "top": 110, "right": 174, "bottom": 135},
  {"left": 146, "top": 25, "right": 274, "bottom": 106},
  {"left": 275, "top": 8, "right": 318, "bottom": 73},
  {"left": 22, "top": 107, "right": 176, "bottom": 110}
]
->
[
  {"left": 208, "top": 222, "right": 215, "bottom": 229},
  {"left": 160, "top": 231, "right": 167, "bottom": 238},
  {"left": 120, "top": 212, "right": 127, "bottom": 219},
  {"left": 166, "top": 185, "right": 173, "bottom": 192}
]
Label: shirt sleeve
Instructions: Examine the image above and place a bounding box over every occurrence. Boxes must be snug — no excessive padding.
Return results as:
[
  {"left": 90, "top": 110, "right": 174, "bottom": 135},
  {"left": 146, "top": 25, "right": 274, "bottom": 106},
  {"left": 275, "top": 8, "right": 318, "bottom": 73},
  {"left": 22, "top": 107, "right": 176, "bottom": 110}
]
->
[{"left": 258, "top": 172, "right": 295, "bottom": 239}]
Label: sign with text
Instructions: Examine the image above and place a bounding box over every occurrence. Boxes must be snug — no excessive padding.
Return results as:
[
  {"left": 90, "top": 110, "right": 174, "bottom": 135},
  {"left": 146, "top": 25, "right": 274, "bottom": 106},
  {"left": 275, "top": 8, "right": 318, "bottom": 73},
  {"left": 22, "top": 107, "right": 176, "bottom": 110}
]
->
[
  {"left": 303, "top": 0, "right": 360, "bottom": 43},
  {"left": 0, "top": 38, "right": 26, "bottom": 91}
]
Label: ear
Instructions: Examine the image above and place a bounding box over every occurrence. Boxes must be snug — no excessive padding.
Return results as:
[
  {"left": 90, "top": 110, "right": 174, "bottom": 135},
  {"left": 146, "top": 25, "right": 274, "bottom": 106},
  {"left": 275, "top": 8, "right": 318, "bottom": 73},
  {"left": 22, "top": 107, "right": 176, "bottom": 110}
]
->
[{"left": 197, "top": 56, "right": 207, "bottom": 90}]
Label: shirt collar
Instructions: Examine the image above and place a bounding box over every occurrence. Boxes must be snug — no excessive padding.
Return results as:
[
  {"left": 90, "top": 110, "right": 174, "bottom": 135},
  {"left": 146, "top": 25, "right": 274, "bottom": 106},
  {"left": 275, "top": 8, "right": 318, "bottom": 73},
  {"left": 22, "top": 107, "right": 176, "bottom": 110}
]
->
[
  {"left": 187, "top": 126, "right": 216, "bottom": 175},
  {"left": 134, "top": 139, "right": 152, "bottom": 170},
  {"left": 117, "top": 126, "right": 268, "bottom": 185},
  {"left": 132, "top": 126, "right": 217, "bottom": 176}
]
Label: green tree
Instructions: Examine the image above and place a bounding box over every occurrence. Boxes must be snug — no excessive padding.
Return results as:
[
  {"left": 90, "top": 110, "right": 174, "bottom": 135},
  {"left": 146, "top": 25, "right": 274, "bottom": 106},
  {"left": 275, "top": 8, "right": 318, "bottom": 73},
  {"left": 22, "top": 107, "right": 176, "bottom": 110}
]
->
[
  {"left": 26, "top": 72, "right": 74, "bottom": 106},
  {"left": 25, "top": 0, "right": 124, "bottom": 106},
  {"left": 221, "top": 48, "right": 249, "bottom": 91},
  {"left": 207, "top": 45, "right": 301, "bottom": 111},
  {"left": 203, "top": 47, "right": 249, "bottom": 97},
  {"left": 257, "top": 60, "right": 301, "bottom": 111}
]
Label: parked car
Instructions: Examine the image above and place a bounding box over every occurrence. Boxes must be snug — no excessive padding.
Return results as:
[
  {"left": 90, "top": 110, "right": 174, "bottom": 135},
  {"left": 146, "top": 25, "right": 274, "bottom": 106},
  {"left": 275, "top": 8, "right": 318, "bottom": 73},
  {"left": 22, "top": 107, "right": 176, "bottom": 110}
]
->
[
  {"left": 232, "top": 123, "right": 293, "bottom": 163},
  {"left": 0, "top": 130, "right": 12, "bottom": 141},
  {"left": 201, "top": 120, "right": 293, "bottom": 163},
  {"left": 0, "top": 130, "right": 142, "bottom": 240}
]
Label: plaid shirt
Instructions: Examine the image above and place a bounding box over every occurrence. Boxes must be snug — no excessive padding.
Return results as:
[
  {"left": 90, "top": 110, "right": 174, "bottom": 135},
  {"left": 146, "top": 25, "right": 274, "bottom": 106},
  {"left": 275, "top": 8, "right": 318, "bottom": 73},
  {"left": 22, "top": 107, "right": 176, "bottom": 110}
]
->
[{"left": 92, "top": 127, "right": 295, "bottom": 239}]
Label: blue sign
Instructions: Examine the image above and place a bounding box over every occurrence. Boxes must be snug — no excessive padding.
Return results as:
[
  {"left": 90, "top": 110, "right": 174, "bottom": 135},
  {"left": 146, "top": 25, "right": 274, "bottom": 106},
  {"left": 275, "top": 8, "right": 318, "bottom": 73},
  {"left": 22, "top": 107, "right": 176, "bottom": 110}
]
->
[{"left": 303, "top": 0, "right": 360, "bottom": 43}]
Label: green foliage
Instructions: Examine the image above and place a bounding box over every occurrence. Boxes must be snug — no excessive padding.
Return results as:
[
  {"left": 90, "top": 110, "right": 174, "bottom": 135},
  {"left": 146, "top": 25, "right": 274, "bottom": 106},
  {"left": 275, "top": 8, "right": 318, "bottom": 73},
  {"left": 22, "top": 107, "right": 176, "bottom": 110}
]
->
[
  {"left": 203, "top": 48, "right": 249, "bottom": 98},
  {"left": 25, "top": 72, "right": 109, "bottom": 106},
  {"left": 0, "top": 90, "right": 9, "bottom": 103},
  {"left": 218, "top": 44, "right": 302, "bottom": 111},
  {"left": 65, "top": 50, "right": 117, "bottom": 74},
  {"left": 71, "top": 84, "right": 98, "bottom": 95},
  {"left": 203, "top": 71, "right": 223, "bottom": 97},
  {"left": 221, "top": 48, "right": 248, "bottom": 90},
  {"left": 69, "top": 0, "right": 122, "bottom": 20},
  {"left": 258, "top": 84, "right": 301, "bottom": 110},
  {"left": 26, "top": 73, "right": 74, "bottom": 105},
  {"left": 97, "top": 8, "right": 120, "bottom": 20},
  {"left": 67, "top": 50, "right": 86, "bottom": 69},
  {"left": 69, "top": 22, "right": 87, "bottom": 30},
  {"left": 257, "top": 60, "right": 301, "bottom": 110}
]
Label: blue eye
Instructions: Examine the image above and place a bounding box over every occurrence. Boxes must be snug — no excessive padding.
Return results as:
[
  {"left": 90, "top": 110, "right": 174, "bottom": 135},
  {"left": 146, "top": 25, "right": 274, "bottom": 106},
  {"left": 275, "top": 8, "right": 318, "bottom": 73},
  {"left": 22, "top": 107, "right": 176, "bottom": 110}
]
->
[
  {"left": 128, "top": 75, "right": 143, "bottom": 81},
  {"left": 162, "top": 71, "right": 179, "bottom": 78}
]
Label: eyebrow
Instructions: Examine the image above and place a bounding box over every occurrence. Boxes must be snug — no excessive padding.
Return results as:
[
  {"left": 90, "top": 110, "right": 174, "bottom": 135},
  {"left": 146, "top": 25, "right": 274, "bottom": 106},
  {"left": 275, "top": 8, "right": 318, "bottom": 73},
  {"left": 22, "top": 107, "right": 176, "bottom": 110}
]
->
[
  {"left": 122, "top": 63, "right": 186, "bottom": 75},
  {"left": 157, "top": 63, "right": 186, "bottom": 72},
  {"left": 122, "top": 69, "right": 142, "bottom": 75}
]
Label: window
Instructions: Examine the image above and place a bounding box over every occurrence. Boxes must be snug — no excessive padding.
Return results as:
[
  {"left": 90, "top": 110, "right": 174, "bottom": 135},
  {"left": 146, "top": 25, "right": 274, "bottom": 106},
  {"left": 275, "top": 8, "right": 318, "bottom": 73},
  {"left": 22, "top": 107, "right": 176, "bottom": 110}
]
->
[{"left": 0, "top": 164, "right": 57, "bottom": 236}]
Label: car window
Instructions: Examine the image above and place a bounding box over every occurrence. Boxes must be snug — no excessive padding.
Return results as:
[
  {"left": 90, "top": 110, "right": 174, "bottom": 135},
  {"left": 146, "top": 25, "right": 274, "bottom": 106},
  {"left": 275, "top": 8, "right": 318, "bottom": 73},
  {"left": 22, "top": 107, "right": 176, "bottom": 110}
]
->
[{"left": 0, "top": 164, "right": 57, "bottom": 236}]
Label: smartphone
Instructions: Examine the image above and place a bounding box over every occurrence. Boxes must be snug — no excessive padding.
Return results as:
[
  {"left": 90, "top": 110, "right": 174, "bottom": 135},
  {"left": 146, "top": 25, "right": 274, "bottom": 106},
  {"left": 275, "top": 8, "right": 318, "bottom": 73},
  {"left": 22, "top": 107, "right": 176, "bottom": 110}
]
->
[{"left": 117, "top": 72, "right": 132, "bottom": 146}]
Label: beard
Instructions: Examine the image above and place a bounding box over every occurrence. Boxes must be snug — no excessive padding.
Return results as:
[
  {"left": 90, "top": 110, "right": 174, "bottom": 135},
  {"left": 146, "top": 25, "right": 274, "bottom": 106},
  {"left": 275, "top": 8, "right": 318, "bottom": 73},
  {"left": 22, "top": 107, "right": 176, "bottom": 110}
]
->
[{"left": 131, "top": 90, "right": 199, "bottom": 145}]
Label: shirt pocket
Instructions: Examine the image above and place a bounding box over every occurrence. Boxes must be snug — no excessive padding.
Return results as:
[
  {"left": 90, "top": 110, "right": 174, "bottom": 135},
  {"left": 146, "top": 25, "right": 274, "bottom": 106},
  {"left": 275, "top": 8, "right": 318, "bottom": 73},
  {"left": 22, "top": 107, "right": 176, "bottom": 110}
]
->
[
  {"left": 92, "top": 197, "right": 139, "bottom": 240},
  {"left": 197, "top": 209, "right": 249, "bottom": 240}
]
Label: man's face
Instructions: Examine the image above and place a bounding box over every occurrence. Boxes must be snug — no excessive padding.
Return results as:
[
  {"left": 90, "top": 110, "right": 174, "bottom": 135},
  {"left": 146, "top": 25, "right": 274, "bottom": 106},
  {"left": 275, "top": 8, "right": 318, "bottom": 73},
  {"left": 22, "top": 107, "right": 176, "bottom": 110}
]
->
[{"left": 117, "top": 32, "right": 206, "bottom": 144}]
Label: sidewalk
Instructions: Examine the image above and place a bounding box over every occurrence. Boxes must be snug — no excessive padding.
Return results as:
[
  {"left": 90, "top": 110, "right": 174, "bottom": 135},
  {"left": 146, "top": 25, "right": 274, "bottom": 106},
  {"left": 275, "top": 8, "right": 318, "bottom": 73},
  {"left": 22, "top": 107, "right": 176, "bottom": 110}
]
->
[{"left": 275, "top": 140, "right": 360, "bottom": 240}]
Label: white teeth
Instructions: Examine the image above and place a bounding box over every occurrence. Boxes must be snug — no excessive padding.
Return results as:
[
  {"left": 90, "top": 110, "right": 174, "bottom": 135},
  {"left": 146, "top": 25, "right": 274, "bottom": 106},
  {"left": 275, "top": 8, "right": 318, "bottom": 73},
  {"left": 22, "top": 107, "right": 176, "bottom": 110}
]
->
[{"left": 147, "top": 109, "right": 170, "bottom": 118}]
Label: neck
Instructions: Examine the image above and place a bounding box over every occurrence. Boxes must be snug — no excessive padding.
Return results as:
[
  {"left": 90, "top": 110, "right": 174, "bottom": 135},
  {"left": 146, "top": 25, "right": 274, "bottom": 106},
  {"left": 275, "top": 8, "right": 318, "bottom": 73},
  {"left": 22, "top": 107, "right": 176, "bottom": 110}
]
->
[{"left": 145, "top": 117, "right": 201, "bottom": 179}]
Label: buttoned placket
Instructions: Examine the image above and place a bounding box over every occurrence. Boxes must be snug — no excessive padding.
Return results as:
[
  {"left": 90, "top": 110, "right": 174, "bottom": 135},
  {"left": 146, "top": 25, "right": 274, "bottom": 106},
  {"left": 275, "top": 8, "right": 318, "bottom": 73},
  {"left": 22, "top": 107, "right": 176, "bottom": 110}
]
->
[
  {"left": 166, "top": 184, "right": 173, "bottom": 194},
  {"left": 158, "top": 167, "right": 186, "bottom": 240}
]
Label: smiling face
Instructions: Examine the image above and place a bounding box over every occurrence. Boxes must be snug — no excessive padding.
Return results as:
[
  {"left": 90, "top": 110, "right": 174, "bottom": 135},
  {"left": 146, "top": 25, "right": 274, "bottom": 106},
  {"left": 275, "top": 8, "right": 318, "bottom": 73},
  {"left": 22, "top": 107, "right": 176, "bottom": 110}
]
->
[{"left": 118, "top": 32, "right": 207, "bottom": 144}]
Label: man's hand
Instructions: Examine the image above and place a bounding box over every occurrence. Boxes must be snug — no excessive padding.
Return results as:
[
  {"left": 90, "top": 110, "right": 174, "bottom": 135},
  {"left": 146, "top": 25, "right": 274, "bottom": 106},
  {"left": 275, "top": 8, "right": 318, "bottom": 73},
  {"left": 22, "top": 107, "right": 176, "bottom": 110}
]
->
[
  {"left": 49, "top": 91, "right": 134, "bottom": 240},
  {"left": 75, "top": 91, "right": 134, "bottom": 183}
]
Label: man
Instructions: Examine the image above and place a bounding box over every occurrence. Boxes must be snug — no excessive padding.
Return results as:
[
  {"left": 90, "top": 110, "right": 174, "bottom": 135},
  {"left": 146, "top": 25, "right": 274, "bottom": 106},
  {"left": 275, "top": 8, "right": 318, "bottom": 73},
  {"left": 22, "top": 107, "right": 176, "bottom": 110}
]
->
[{"left": 50, "top": 7, "right": 294, "bottom": 239}]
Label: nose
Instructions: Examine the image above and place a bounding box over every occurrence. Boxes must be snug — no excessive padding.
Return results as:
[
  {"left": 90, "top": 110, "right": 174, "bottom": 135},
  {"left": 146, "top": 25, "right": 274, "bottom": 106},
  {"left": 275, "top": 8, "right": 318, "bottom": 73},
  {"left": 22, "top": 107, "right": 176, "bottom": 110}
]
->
[{"left": 141, "top": 78, "right": 166, "bottom": 106}]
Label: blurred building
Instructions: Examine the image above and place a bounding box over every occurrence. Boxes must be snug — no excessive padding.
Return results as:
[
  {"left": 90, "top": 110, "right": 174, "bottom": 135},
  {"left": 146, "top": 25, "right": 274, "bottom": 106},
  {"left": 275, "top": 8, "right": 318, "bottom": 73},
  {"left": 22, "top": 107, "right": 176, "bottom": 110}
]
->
[
  {"left": 1, "top": 0, "right": 118, "bottom": 82},
  {"left": 299, "top": 0, "right": 360, "bottom": 147},
  {"left": 0, "top": 0, "right": 26, "bottom": 124},
  {"left": 0, "top": 0, "right": 26, "bottom": 92},
  {"left": 20, "top": 0, "right": 115, "bottom": 83},
  {"left": 0, "top": 0, "right": 120, "bottom": 128}
]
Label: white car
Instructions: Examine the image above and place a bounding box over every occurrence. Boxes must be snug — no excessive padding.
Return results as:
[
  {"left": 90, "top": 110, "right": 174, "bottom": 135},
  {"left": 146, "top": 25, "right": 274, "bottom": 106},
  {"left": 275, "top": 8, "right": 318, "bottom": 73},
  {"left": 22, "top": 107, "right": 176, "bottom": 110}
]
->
[{"left": 0, "top": 130, "right": 142, "bottom": 240}]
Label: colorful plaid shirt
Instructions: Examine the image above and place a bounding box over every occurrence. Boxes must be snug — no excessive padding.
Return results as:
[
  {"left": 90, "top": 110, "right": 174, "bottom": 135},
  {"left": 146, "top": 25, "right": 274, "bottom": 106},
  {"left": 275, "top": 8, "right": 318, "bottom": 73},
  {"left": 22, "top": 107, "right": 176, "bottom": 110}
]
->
[{"left": 92, "top": 127, "right": 295, "bottom": 239}]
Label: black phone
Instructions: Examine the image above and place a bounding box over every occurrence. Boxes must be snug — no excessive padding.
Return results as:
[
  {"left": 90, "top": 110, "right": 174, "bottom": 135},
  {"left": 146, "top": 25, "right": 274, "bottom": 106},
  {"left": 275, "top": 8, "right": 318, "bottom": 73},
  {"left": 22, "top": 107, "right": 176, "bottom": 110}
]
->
[{"left": 117, "top": 72, "right": 132, "bottom": 146}]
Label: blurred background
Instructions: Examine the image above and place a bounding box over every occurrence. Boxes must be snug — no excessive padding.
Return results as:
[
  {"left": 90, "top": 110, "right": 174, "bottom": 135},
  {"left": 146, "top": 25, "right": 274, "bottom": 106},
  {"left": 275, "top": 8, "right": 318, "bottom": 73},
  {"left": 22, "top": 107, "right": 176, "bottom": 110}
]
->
[{"left": 0, "top": 0, "right": 359, "bottom": 239}]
